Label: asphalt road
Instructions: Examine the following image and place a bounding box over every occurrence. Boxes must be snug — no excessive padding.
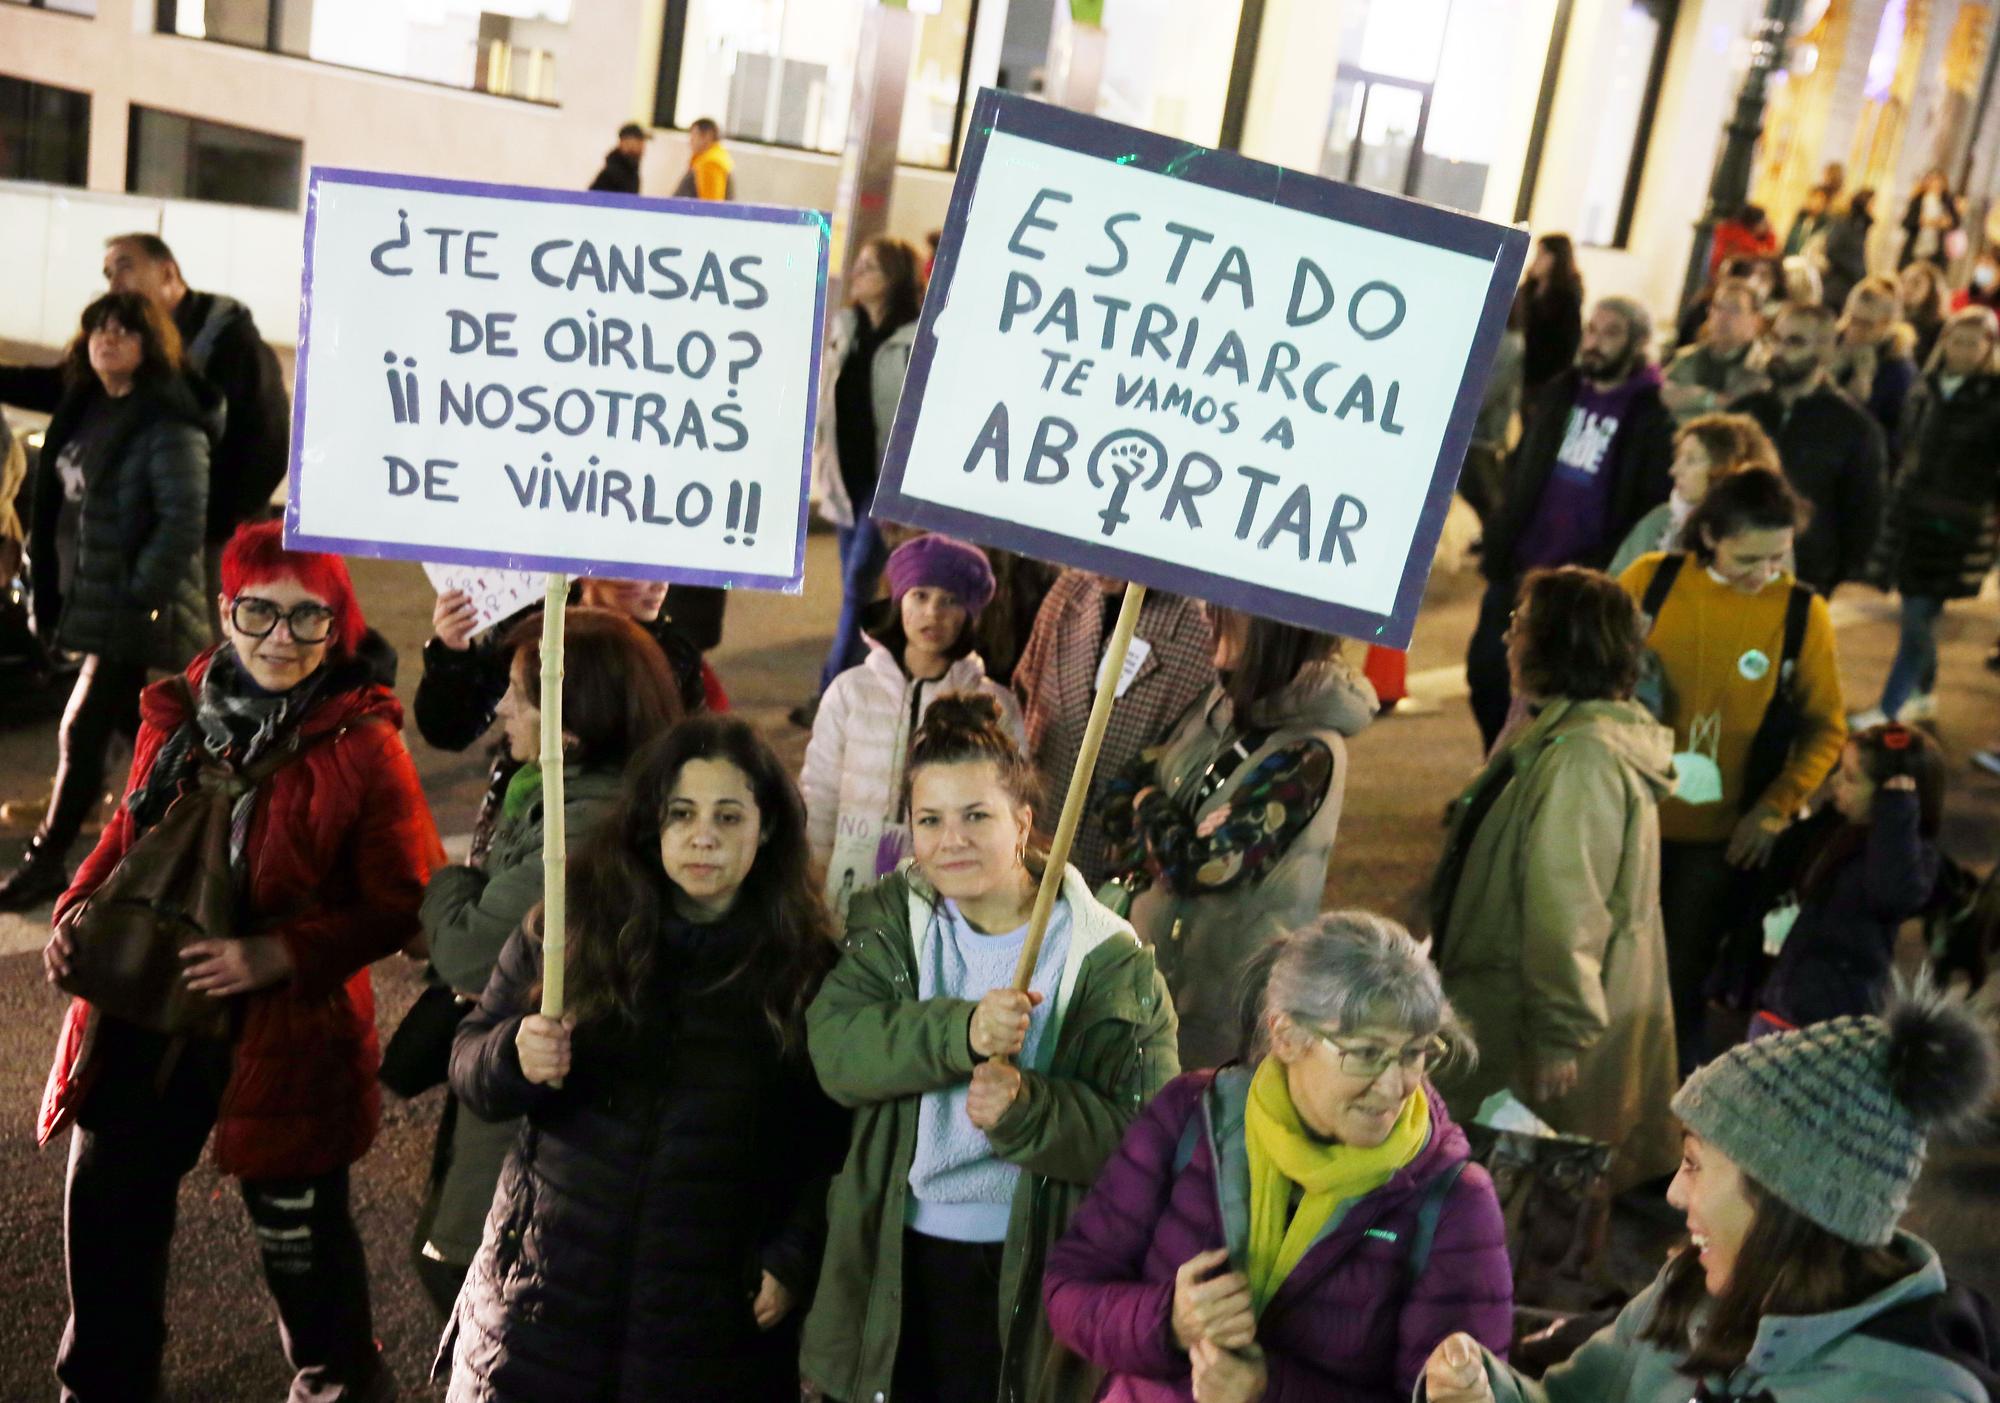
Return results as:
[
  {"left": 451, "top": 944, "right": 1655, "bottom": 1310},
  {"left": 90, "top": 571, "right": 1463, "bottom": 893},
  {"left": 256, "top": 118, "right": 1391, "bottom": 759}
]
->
[{"left": 0, "top": 530, "right": 1994, "bottom": 1399}]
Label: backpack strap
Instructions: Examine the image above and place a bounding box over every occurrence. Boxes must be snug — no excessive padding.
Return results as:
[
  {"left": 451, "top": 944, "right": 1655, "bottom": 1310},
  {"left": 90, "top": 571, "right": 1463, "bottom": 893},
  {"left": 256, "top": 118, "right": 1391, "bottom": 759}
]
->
[
  {"left": 1167, "top": 1066, "right": 1255, "bottom": 1271},
  {"left": 1404, "top": 1157, "right": 1470, "bottom": 1285},
  {"left": 1638, "top": 552, "right": 1686, "bottom": 634},
  {"left": 1776, "top": 583, "right": 1811, "bottom": 687}
]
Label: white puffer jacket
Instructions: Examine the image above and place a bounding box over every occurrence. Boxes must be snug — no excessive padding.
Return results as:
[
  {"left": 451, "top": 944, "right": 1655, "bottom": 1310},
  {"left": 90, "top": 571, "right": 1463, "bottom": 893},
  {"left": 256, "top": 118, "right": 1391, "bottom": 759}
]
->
[{"left": 802, "top": 633, "right": 1025, "bottom": 880}]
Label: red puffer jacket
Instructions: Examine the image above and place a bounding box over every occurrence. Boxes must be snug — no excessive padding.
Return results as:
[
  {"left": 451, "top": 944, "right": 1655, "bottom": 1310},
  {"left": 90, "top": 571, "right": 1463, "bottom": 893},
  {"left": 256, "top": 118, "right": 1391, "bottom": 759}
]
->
[{"left": 37, "top": 645, "right": 444, "bottom": 1180}]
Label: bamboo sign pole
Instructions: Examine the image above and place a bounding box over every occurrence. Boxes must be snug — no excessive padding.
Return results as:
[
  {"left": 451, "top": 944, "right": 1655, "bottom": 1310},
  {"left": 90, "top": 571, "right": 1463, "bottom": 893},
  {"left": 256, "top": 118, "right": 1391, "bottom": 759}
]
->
[
  {"left": 1010, "top": 580, "right": 1148, "bottom": 993},
  {"left": 538, "top": 572, "right": 569, "bottom": 1021}
]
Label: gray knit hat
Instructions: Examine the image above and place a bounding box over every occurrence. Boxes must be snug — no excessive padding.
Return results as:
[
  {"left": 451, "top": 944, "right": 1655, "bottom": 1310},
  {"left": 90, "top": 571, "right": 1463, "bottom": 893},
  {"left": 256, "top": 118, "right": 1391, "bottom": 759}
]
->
[{"left": 1672, "top": 990, "right": 1997, "bottom": 1246}]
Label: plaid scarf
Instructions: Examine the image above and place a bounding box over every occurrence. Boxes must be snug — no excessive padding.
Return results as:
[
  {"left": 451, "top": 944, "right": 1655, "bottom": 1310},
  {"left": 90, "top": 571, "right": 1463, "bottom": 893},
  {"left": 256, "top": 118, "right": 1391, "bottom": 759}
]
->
[{"left": 130, "top": 650, "right": 328, "bottom": 869}]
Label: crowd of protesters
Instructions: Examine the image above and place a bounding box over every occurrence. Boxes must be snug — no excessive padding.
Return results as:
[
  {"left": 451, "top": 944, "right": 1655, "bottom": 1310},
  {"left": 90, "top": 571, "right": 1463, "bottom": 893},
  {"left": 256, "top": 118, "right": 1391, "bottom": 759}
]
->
[{"left": 2, "top": 179, "right": 1999, "bottom": 1403}]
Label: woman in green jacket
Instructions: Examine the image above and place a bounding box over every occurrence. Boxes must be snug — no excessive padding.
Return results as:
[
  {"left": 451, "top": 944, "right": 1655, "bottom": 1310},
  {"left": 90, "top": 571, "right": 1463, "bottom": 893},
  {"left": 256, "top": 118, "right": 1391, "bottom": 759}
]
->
[
  {"left": 409, "top": 607, "right": 684, "bottom": 1312},
  {"left": 803, "top": 693, "right": 1179, "bottom": 1403},
  {"left": 1423, "top": 988, "right": 1999, "bottom": 1403}
]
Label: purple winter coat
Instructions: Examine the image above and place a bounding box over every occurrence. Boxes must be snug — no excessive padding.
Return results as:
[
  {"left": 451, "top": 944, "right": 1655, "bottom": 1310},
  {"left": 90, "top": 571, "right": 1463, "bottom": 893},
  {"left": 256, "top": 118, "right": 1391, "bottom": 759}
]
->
[{"left": 1043, "top": 1069, "right": 1512, "bottom": 1402}]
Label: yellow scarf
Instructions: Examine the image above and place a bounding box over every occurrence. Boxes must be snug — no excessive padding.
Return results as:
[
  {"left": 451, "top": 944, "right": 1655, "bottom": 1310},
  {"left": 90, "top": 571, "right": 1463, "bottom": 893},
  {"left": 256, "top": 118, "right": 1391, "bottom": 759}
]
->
[{"left": 1243, "top": 1056, "right": 1429, "bottom": 1312}]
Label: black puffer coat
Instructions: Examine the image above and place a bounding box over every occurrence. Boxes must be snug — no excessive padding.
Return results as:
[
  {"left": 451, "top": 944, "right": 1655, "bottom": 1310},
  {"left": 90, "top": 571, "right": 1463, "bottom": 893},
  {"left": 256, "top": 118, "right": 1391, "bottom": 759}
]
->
[
  {"left": 28, "top": 372, "right": 217, "bottom": 668},
  {"left": 440, "top": 913, "right": 848, "bottom": 1402},
  {"left": 1871, "top": 371, "right": 2000, "bottom": 599}
]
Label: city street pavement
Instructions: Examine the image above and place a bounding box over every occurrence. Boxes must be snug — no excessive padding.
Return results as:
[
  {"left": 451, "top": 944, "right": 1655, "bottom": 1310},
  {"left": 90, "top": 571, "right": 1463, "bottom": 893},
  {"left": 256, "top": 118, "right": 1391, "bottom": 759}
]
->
[{"left": 0, "top": 530, "right": 1995, "bottom": 1398}]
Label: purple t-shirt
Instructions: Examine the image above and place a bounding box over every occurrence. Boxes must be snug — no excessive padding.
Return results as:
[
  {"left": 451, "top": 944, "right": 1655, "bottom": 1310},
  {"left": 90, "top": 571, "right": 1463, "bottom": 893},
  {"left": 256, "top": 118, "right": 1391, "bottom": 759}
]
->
[{"left": 1514, "top": 365, "right": 1662, "bottom": 570}]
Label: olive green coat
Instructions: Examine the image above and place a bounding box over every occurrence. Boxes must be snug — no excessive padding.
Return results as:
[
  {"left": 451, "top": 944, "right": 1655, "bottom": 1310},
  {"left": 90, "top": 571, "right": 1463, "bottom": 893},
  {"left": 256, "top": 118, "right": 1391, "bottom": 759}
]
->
[{"left": 801, "top": 864, "right": 1179, "bottom": 1403}]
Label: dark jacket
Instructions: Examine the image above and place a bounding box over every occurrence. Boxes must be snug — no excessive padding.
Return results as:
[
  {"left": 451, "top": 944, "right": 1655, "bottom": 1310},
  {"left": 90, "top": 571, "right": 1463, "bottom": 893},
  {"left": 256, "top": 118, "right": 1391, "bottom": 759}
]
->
[
  {"left": 1043, "top": 1070, "right": 1513, "bottom": 1403},
  {"left": 1757, "top": 790, "right": 1939, "bottom": 1028},
  {"left": 589, "top": 148, "right": 642, "bottom": 195},
  {"left": 441, "top": 914, "right": 847, "bottom": 1402},
  {"left": 28, "top": 372, "right": 216, "bottom": 667},
  {"left": 1900, "top": 191, "right": 1962, "bottom": 268},
  {"left": 1871, "top": 372, "right": 2000, "bottom": 599},
  {"left": 1482, "top": 367, "right": 1675, "bottom": 582},
  {"left": 174, "top": 290, "right": 290, "bottom": 539},
  {"left": 39, "top": 643, "right": 443, "bottom": 1179},
  {"left": 1734, "top": 383, "right": 1887, "bottom": 593},
  {"left": 1514, "top": 282, "right": 1583, "bottom": 394},
  {"left": 1835, "top": 334, "right": 1920, "bottom": 459},
  {"left": 1822, "top": 211, "right": 1873, "bottom": 316}
]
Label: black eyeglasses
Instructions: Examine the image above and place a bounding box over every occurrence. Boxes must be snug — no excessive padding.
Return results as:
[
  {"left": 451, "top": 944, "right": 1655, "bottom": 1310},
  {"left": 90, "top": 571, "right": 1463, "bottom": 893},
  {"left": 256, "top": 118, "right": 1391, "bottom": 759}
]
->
[{"left": 230, "top": 596, "right": 335, "bottom": 643}]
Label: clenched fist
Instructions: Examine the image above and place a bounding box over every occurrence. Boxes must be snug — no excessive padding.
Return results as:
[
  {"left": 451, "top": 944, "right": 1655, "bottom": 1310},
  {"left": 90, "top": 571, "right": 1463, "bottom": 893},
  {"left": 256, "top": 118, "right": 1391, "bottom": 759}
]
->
[{"left": 1423, "top": 1333, "right": 1494, "bottom": 1402}]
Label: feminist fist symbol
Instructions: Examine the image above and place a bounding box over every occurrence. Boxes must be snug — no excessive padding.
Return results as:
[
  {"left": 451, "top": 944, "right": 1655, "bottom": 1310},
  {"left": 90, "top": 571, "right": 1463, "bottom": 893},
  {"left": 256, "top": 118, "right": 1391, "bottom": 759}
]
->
[{"left": 1086, "top": 431, "right": 1171, "bottom": 538}]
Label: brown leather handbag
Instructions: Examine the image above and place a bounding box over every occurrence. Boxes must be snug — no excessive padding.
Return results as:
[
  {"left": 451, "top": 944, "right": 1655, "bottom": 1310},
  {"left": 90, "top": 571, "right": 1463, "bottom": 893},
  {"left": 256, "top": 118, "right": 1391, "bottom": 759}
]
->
[{"left": 56, "top": 693, "right": 339, "bottom": 1040}]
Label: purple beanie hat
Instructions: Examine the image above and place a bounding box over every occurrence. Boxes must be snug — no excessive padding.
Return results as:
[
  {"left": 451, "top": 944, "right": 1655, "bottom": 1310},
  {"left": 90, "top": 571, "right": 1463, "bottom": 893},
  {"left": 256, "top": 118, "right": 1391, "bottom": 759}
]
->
[{"left": 884, "top": 534, "right": 996, "bottom": 615}]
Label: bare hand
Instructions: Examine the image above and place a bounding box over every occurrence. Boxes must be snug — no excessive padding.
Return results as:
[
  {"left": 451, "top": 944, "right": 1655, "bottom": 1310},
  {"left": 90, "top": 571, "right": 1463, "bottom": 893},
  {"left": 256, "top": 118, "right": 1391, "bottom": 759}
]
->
[
  {"left": 1725, "top": 806, "right": 1787, "bottom": 869},
  {"left": 1195, "top": 805, "right": 1231, "bottom": 840},
  {"left": 432, "top": 589, "right": 480, "bottom": 651},
  {"left": 515, "top": 1013, "right": 575, "bottom": 1085},
  {"left": 43, "top": 921, "right": 74, "bottom": 985},
  {"left": 1882, "top": 775, "right": 1917, "bottom": 792},
  {"left": 751, "top": 1270, "right": 794, "bottom": 1330},
  {"left": 1531, "top": 1056, "right": 1580, "bottom": 1103},
  {"left": 1190, "top": 1339, "right": 1266, "bottom": 1403},
  {"left": 966, "top": 1059, "right": 1023, "bottom": 1131},
  {"left": 180, "top": 937, "right": 293, "bottom": 996},
  {"left": 969, "top": 988, "right": 1044, "bottom": 1059},
  {"left": 1424, "top": 1333, "right": 1495, "bottom": 1403},
  {"left": 1173, "top": 1248, "right": 1256, "bottom": 1352}
]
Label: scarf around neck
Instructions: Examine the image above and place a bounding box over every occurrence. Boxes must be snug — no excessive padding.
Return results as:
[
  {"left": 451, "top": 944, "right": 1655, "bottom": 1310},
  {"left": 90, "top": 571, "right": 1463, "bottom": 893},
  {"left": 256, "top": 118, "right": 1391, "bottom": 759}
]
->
[{"left": 1244, "top": 1055, "right": 1429, "bottom": 1312}]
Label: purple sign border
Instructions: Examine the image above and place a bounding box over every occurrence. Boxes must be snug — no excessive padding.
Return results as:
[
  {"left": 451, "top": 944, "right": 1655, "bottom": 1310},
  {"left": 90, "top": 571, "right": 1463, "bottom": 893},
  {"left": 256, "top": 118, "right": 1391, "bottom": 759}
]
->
[
  {"left": 285, "top": 165, "right": 831, "bottom": 593},
  {"left": 870, "top": 89, "right": 1528, "bottom": 649}
]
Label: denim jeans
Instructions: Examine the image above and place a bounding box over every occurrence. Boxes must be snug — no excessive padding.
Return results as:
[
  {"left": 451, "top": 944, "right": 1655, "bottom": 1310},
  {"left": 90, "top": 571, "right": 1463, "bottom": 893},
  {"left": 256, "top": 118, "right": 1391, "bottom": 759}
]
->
[
  {"left": 1880, "top": 593, "right": 1944, "bottom": 718},
  {"left": 817, "top": 515, "right": 887, "bottom": 694}
]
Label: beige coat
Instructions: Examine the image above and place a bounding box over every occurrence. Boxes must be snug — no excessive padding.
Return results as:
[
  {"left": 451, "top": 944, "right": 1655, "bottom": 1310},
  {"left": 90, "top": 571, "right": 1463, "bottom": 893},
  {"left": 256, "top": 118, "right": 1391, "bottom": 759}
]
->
[{"left": 1431, "top": 698, "right": 1681, "bottom": 1191}]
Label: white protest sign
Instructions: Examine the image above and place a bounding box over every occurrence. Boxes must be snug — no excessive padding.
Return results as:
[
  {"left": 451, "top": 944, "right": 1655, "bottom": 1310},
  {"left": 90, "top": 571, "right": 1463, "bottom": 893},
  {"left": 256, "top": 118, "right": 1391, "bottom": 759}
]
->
[
  {"left": 286, "top": 169, "right": 829, "bottom": 592},
  {"left": 875, "top": 91, "right": 1526, "bottom": 647}
]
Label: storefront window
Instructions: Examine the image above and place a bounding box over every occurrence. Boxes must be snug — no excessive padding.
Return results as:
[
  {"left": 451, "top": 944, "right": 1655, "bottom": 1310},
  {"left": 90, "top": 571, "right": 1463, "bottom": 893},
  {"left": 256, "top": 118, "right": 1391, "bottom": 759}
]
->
[
  {"left": 1573, "top": 0, "right": 1673, "bottom": 246},
  {"left": 665, "top": 0, "right": 974, "bottom": 169},
  {"left": 1087, "top": 0, "right": 1244, "bottom": 146},
  {"left": 160, "top": 0, "right": 567, "bottom": 104}
]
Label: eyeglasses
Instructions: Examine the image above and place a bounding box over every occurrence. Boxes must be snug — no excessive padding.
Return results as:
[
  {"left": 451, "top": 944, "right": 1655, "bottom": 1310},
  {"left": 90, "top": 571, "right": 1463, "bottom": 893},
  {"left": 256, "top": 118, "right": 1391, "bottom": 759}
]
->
[
  {"left": 230, "top": 596, "right": 335, "bottom": 643},
  {"left": 1311, "top": 1031, "right": 1448, "bottom": 1081}
]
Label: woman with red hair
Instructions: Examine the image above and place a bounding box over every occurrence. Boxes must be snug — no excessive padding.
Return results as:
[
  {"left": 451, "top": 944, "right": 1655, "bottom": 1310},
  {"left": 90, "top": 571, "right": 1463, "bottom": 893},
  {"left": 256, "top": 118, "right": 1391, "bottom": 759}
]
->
[{"left": 38, "top": 519, "right": 443, "bottom": 1402}]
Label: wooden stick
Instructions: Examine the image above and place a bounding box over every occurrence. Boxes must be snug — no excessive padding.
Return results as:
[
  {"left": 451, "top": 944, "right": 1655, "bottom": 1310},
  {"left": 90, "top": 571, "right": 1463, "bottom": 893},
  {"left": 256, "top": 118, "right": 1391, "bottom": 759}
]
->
[
  {"left": 538, "top": 572, "right": 569, "bottom": 1020},
  {"left": 1011, "top": 580, "right": 1148, "bottom": 992}
]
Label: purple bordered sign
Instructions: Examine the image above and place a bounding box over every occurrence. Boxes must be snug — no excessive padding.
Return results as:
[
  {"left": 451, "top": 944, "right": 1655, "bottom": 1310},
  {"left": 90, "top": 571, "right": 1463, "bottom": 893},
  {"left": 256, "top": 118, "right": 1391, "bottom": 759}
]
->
[
  {"left": 873, "top": 89, "right": 1527, "bottom": 648},
  {"left": 285, "top": 167, "right": 829, "bottom": 593}
]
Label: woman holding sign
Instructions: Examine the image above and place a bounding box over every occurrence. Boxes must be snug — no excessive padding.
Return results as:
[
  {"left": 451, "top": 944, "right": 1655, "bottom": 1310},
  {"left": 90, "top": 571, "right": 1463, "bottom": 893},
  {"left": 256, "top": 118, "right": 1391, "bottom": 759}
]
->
[
  {"left": 1099, "top": 612, "right": 1375, "bottom": 1069},
  {"left": 441, "top": 715, "right": 847, "bottom": 1401},
  {"left": 803, "top": 695, "right": 1179, "bottom": 1403},
  {"left": 802, "top": 534, "right": 1023, "bottom": 916},
  {"left": 798, "top": 236, "right": 926, "bottom": 725},
  {"left": 1043, "top": 913, "right": 1512, "bottom": 1403}
]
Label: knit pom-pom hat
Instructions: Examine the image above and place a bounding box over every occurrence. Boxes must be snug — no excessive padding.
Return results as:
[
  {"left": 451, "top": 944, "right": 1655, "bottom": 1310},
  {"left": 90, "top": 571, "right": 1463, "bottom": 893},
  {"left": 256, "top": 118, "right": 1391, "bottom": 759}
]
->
[
  {"left": 883, "top": 534, "right": 996, "bottom": 616},
  {"left": 1671, "top": 984, "right": 1997, "bottom": 1245}
]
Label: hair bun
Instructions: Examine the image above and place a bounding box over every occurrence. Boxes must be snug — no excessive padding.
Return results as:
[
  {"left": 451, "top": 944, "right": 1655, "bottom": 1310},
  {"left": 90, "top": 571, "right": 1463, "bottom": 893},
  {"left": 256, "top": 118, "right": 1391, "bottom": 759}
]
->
[
  {"left": 1883, "top": 984, "right": 1999, "bottom": 1130},
  {"left": 915, "top": 691, "right": 1004, "bottom": 743}
]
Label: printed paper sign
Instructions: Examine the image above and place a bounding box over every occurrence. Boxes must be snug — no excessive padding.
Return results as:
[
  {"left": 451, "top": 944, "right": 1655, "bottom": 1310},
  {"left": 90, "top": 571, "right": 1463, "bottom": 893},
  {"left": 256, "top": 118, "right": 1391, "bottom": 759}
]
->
[
  {"left": 874, "top": 90, "right": 1527, "bottom": 647},
  {"left": 421, "top": 561, "right": 546, "bottom": 638},
  {"left": 286, "top": 168, "right": 829, "bottom": 592}
]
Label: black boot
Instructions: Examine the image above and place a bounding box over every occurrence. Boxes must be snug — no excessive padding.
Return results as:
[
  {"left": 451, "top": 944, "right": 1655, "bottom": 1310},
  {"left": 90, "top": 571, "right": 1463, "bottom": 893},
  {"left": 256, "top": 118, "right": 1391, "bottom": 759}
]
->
[{"left": 0, "top": 836, "right": 71, "bottom": 913}]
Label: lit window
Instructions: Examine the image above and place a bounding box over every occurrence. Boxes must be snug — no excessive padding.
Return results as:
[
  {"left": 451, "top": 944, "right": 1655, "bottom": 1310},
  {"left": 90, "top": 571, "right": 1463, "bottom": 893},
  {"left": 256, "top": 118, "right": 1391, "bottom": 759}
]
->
[{"left": 1572, "top": 0, "right": 1673, "bottom": 247}]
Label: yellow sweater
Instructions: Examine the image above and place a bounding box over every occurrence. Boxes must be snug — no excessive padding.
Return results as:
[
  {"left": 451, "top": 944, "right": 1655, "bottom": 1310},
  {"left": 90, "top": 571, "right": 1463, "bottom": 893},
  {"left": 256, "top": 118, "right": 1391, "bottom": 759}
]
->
[{"left": 1618, "top": 553, "right": 1845, "bottom": 843}]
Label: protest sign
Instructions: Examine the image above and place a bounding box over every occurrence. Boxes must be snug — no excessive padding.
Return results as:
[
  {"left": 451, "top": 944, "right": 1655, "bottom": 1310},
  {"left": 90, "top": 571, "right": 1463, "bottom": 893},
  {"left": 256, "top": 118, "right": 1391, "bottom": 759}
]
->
[
  {"left": 875, "top": 89, "right": 1527, "bottom": 649},
  {"left": 286, "top": 168, "right": 829, "bottom": 592}
]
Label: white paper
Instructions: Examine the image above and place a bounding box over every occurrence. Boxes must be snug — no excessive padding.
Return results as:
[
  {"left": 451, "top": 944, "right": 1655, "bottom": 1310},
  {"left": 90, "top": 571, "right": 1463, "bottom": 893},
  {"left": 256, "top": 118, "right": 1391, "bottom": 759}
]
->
[
  {"left": 1095, "top": 635, "right": 1152, "bottom": 699},
  {"left": 1475, "top": 1089, "right": 1559, "bottom": 1138},
  {"left": 422, "top": 562, "right": 548, "bottom": 639},
  {"left": 1762, "top": 901, "right": 1801, "bottom": 956}
]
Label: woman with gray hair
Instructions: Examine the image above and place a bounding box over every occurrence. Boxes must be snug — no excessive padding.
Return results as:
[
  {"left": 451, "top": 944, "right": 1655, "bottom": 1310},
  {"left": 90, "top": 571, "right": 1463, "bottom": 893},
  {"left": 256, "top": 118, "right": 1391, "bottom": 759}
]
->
[{"left": 1044, "top": 912, "right": 1512, "bottom": 1403}]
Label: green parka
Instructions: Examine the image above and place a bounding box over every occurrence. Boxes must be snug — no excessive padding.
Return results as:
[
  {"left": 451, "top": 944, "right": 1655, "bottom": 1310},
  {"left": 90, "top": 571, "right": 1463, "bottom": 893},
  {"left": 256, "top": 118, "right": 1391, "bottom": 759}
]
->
[{"left": 802, "top": 864, "right": 1179, "bottom": 1403}]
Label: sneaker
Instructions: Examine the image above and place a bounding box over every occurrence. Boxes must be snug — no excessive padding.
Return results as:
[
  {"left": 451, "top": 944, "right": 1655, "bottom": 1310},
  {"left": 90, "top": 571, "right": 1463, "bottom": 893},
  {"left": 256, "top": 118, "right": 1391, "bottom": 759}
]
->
[
  {"left": 1899, "top": 692, "right": 1938, "bottom": 722},
  {"left": 1848, "top": 707, "right": 1890, "bottom": 731},
  {"left": 1973, "top": 747, "right": 2000, "bottom": 778}
]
